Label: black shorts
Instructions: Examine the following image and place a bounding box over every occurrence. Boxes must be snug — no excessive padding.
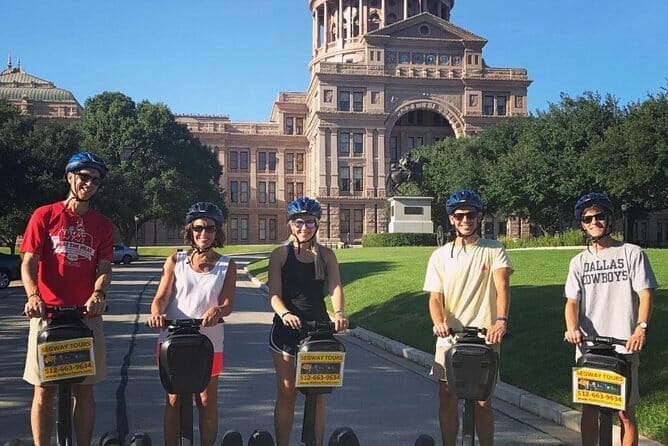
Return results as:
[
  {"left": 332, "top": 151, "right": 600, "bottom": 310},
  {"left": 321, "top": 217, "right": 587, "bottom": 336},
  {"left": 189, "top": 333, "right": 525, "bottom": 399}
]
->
[{"left": 269, "top": 320, "right": 304, "bottom": 357}]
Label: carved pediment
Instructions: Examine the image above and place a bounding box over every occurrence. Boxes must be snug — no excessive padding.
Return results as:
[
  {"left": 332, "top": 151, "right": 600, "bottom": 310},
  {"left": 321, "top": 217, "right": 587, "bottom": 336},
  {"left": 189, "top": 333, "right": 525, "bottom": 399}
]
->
[{"left": 367, "top": 12, "right": 486, "bottom": 45}]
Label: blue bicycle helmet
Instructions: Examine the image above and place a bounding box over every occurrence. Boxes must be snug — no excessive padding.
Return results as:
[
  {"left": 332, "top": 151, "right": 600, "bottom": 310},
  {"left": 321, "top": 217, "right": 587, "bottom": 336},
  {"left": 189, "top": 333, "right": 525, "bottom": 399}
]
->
[
  {"left": 445, "top": 190, "right": 482, "bottom": 215},
  {"left": 65, "top": 152, "right": 108, "bottom": 179},
  {"left": 574, "top": 193, "right": 613, "bottom": 221},
  {"left": 185, "top": 202, "right": 223, "bottom": 226},
  {"left": 287, "top": 197, "right": 322, "bottom": 220}
]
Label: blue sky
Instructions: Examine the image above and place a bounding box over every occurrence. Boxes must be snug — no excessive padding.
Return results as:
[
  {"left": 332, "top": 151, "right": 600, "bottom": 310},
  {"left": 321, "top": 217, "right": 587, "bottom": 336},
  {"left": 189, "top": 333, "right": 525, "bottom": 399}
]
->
[{"left": 2, "top": 1, "right": 667, "bottom": 121}]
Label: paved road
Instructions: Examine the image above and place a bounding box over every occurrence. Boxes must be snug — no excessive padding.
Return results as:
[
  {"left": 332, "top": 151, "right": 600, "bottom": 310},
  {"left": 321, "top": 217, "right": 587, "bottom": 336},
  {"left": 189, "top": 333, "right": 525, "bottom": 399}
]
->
[{"left": 0, "top": 258, "right": 583, "bottom": 445}]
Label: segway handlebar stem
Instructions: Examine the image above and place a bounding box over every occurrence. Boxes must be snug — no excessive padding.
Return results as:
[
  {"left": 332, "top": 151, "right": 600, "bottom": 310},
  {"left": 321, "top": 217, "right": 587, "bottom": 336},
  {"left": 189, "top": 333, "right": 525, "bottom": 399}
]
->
[{"left": 581, "top": 335, "right": 628, "bottom": 347}]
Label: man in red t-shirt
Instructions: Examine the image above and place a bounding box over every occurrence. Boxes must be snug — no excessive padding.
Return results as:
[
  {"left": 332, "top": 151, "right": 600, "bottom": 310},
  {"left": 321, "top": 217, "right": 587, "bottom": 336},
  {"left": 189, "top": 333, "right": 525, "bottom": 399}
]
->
[{"left": 21, "top": 152, "right": 113, "bottom": 446}]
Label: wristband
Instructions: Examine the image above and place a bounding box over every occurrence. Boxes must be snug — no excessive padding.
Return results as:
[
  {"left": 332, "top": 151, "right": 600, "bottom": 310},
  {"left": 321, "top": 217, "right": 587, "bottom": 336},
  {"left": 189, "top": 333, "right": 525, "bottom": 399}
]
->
[
  {"left": 334, "top": 310, "right": 346, "bottom": 317},
  {"left": 496, "top": 316, "right": 508, "bottom": 322},
  {"left": 280, "top": 311, "right": 292, "bottom": 319},
  {"left": 28, "top": 292, "right": 41, "bottom": 300}
]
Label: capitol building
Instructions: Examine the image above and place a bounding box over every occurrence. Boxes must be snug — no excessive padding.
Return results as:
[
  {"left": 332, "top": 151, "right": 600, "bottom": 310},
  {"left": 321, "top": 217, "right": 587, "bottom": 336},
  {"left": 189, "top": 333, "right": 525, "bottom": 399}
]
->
[{"left": 3, "top": 0, "right": 535, "bottom": 245}]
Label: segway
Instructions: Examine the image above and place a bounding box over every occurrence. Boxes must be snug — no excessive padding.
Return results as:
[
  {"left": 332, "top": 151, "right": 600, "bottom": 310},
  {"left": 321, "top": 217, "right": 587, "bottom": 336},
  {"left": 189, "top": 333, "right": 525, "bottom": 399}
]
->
[
  {"left": 295, "top": 321, "right": 352, "bottom": 446},
  {"left": 35, "top": 305, "right": 106, "bottom": 446},
  {"left": 444, "top": 327, "right": 499, "bottom": 446},
  {"left": 572, "top": 336, "right": 632, "bottom": 446},
  {"left": 157, "top": 318, "right": 226, "bottom": 446}
]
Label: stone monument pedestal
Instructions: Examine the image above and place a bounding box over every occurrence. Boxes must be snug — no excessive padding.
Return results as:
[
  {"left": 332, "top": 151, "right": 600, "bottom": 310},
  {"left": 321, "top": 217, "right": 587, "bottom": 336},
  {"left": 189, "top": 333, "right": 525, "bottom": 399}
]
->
[{"left": 388, "top": 196, "right": 433, "bottom": 233}]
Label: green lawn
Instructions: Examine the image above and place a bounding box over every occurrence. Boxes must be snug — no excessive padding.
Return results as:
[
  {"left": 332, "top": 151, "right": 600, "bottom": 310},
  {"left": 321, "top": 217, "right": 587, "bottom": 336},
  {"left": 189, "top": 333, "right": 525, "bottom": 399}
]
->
[{"left": 247, "top": 247, "right": 668, "bottom": 443}]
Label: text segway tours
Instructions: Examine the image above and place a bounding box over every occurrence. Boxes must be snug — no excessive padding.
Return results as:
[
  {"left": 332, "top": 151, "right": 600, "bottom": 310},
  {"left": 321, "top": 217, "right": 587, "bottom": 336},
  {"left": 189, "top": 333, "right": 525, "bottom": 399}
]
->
[{"left": 571, "top": 336, "right": 634, "bottom": 446}]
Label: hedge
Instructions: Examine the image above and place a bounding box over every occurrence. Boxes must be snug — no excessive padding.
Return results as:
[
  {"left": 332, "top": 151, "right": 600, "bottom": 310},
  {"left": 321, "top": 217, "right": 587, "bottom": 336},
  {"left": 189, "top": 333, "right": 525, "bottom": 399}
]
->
[{"left": 362, "top": 232, "right": 437, "bottom": 247}]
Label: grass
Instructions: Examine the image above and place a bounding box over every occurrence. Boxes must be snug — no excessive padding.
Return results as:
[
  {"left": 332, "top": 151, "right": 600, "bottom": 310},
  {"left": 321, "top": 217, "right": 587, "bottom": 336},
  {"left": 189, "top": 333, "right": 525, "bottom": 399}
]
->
[{"left": 247, "top": 247, "right": 668, "bottom": 443}]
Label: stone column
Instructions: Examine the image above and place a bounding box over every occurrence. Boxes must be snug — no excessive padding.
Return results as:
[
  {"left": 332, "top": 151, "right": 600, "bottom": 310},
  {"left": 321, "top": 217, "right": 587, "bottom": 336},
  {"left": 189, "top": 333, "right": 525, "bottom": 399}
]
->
[
  {"left": 377, "top": 129, "right": 387, "bottom": 198},
  {"left": 365, "top": 128, "right": 374, "bottom": 196},
  {"left": 331, "top": 130, "right": 339, "bottom": 196},
  {"left": 318, "top": 129, "right": 329, "bottom": 196},
  {"left": 403, "top": 0, "right": 408, "bottom": 19},
  {"left": 381, "top": 0, "right": 385, "bottom": 26}
]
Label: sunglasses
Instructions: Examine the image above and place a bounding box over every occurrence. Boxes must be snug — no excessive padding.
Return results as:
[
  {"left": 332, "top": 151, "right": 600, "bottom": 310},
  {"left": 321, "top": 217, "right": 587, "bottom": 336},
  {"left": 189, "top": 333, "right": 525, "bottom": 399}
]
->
[
  {"left": 452, "top": 211, "right": 478, "bottom": 221},
  {"left": 582, "top": 213, "right": 607, "bottom": 224},
  {"left": 293, "top": 219, "right": 317, "bottom": 229},
  {"left": 192, "top": 224, "right": 216, "bottom": 234},
  {"left": 76, "top": 172, "right": 101, "bottom": 186}
]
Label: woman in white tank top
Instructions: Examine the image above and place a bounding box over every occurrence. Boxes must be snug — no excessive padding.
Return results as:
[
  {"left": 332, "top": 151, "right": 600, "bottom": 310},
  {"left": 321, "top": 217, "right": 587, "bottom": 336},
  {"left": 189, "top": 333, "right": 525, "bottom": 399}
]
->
[{"left": 147, "top": 202, "right": 236, "bottom": 446}]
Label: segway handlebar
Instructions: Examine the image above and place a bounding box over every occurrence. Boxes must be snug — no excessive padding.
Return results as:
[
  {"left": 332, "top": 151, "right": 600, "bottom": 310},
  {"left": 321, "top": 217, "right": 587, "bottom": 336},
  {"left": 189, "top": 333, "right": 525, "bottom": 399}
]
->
[
  {"left": 581, "top": 335, "right": 628, "bottom": 347},
  {"left": 448, "top": 326, "right": 488, "bottom": 337},
  {"left": 162, "top": 318, "right": 225, "bottom": 331}
]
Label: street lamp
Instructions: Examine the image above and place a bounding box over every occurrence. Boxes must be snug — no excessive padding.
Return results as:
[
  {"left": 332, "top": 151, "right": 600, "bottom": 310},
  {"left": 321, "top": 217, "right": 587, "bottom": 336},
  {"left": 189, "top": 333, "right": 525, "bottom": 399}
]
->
[
  {"left": 134, "top": 215, "right": 140, "bottom": 252},
  {"left": 620, "top": 204, "right": 629, "bottom": 242}
]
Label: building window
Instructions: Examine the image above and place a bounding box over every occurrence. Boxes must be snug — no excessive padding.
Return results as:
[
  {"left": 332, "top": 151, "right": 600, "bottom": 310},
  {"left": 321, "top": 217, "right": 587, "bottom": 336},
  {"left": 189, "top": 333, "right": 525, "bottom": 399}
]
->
[
  {"left": 296, "top": 153, "right": 304, "bottom": 173},
  {"left": 230, "top": 218, "right": 239, "bottom": 241},
  {"left": 353, "top": 167, "right": 363, "bottom": 192},
  {"left": 339, "top": 166, "right": 350, "bottom": 192},
  {"left": 268, "top": 152, "right": 277, "bottom": 171},
  {"left": 230, "top": 181, "right": 239, "bottom": 203},
  {"left": 296, "top": 182, "right": 304, "bottom": 197},
  {"left": 324, "top": 89, "right": 333, "bottom": 103},
  {"left": 353, "top": 133, "right": 363, "bottom": 155},
  {"left": 371, "top": 91, "right": 379, "bottom": 104},
  {"left": 452, "top": 56, "right": 462, "bottom": 65},
  {"left": 285, "top": 117, "right": 294, "bottom": 135},
  {"left": 286, "top": 182, "right": 295, "bottom": 202},
  {"left": 240, "top": 217, "right": 248, "bottom": 241},
  {"left": 340, "top": 209, "right": 350, "bottom": 236},
  {"left": 439, "top": 55, "right": 449, "bottom": 65},
  {"left": 269, "top": 218, "right": 277, "bottom": 240},
  {"left": 353, "top": 92, "right": 363, "bottom": 112},
  {"left": 296, "top": 118, "right": 304, "bottom": 135},
  {"left": 496, "top": 96, "right": 507, "bottom": 116},
  {"left": 259, "top": 218, "right": 267, "bottom": 241},
  {"left": 286, "top": 153, "right": 294, "bottom": 173},
  {"left": 240, "top": 151, "right": 249, "bottom": 171},
  {"left": 230, "top": 151, "right": 238, "bottom": 170},
  {"left": 399, "top": 52, "right": 410, "bottom": 64},
  {"left": 425, "top": 54, "right": 436, "bottom": 65},
  {"left": 469, "top": 94, "right": 478, "bottom": 107},
  {"left": 515, "top": 95, "right": 524, "bottom": 108},
  {"left": 389, "top": 136, "right": 398, "bottom": 163},
  {"left": 240, "top": 181, "right": 249, "bottom": 203},
  {"left": 354, "top": 209, "right": 364, "bottom": 234},
  {"left": 339, "top": 132, "right": 350, "bottom": 156},
  {"left": 258, "top": 152, "right": 266, "bottom": 171},
  {"left": 498, "top": 221, "right": 507, "bottom": 236},
  {"left": 269, "top": 182, "right": 276, "bottom": 203},
  {"left": 339, "top": 91, "right": 350, "bottom": 111},
  {"left": 411, "top": 53, "right": 424, "bottom": 64},
  {"left": 483, "top": 95, "right": 495, "bottom": 116},
  {"left": 258, "top": 182, "right": 266, "bottom": 203}
]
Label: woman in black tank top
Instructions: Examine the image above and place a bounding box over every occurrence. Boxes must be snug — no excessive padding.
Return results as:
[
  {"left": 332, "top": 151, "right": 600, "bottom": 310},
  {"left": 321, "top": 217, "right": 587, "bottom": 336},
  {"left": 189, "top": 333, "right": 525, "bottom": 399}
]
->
[{"left": 267, "top": 197, "right": 348, "bottom": 446}]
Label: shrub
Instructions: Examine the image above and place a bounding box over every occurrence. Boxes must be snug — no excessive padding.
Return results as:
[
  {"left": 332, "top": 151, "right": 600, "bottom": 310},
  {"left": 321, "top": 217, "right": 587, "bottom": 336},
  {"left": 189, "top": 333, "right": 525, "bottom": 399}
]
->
[
  {"left": 498, "top": 229, "right": 587, "bottom": 249},
  {"left": 362, "top": 232, "right": 437, "bottom": 247}
]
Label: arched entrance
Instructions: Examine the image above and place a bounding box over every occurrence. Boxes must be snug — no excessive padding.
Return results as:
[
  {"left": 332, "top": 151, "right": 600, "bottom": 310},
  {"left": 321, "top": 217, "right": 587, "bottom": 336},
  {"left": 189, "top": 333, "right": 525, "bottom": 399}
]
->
[{"left": 385, "top": 98, "right": 465, "bottom": 164}]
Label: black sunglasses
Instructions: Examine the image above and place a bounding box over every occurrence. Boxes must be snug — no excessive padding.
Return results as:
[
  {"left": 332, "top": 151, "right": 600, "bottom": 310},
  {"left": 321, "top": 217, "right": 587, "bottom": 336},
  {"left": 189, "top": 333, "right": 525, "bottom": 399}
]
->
[
  {"left": 76, "top": 172, "right": 101, "bottom": 186},
  {"left": 192, "top": 224, "right": 216, "bottom": 234},
  {"left": 293, "top": 219, "right": 317, "bottom": 229},
  {"left": 452, "top": 211, "right": 478, "bottom": 221},
  {"left": 582, "top": 213, "right": 607, "bottom": 224}
]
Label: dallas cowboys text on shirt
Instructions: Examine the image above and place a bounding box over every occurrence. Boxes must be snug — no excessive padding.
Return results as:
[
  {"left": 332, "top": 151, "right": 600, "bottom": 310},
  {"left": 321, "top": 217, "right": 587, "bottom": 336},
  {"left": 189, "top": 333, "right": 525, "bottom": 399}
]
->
[{"left": 582, "top": 258, "right": 628, "bottom": 284}]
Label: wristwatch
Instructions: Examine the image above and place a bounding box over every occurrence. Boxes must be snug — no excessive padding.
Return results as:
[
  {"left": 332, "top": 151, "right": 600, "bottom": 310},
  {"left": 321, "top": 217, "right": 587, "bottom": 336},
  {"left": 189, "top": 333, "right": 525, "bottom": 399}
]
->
[{"left": 637, "top": 321, "right": 648, "bottom": 330}]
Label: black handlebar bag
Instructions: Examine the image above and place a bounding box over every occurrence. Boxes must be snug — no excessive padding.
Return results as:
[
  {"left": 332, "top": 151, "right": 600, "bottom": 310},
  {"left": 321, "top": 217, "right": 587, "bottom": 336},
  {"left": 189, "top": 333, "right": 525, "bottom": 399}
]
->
[
  {"left": 37, "top": 314, "right": 95, "bottom": 385},
  {"left": 159, "top": 327, "right": 213, "bottom": 394},
  {"left": 574, "top": 345, "right": 631, "bottom": 410},
  {"left": 445, "top": 340, "right": 499, "bottom": 401},
  {"left": 295, "top": 334, "right": 346, "bottom": 395}
]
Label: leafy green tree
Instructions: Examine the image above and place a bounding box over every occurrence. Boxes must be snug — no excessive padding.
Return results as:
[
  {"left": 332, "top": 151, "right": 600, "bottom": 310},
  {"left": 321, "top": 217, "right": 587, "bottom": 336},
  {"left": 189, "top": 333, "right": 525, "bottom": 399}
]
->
[
  {"left": 77, "top": 92, "right": 226, "bottom": 245},
  {"left": 0, "top": 101, "right": 78, "bottom": 252},
  {"left": 586, "top": 91, "right": 668, "bottom": 241},
  {"left": 489, "top": 93, "right": 622, "bottom": 234}
]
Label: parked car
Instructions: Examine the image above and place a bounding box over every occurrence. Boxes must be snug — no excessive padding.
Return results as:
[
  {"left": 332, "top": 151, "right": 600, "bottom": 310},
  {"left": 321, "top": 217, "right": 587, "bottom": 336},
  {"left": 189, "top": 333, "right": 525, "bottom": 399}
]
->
[
  {"left": 113, "top": 245, "right": 139, "bottom": 264},
  {"left": 0, "top": 253, "right": 21, "bottom": 289}
]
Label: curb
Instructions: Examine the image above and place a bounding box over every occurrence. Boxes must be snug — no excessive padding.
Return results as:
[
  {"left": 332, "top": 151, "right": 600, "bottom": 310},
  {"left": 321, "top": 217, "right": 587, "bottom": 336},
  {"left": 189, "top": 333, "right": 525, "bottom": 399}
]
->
[{"left": 245, "top": 270, "right": 664, "bottom": 446}]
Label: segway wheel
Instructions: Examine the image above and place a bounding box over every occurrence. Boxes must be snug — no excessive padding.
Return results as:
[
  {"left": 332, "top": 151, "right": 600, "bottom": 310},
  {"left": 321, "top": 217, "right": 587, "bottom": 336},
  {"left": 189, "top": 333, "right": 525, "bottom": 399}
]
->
[
  {"left": 247, "top": 430, "right": 274, "bottom": 446},
  {"left": 99, "top": 431, "right": 123, "bottom": 446},
  {"left": 129, "top": 432, "right": 152, "bottom": 446},
  {"left": 414, "top": 433, "right": 436, "bottom": 446},
  {"left": 220, "top": 430, "right": 243, "bottom": 446},
  {"left": 328, "top": 427, "right": 360, "bottom": 446}
]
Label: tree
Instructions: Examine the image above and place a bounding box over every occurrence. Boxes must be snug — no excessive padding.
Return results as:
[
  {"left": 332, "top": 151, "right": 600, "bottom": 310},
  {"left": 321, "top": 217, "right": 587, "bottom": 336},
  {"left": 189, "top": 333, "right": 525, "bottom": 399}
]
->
[
  {"left": 77, "top": 92, "right": 226, "bottom": 244},
  {"left": 587, "top": 90, "right": 668, "bottom": 241},
  {"left": 489, "top": 93, "right": 622, "bottom": 234},
  {"left": 0, "top": 101, "right": 77, "bottom": 252}
]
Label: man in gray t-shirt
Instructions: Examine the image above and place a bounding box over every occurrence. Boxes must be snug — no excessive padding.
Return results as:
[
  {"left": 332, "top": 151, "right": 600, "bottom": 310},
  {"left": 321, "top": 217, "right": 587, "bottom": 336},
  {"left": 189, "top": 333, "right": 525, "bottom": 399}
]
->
[{"left": 564, "top": 193, "right": 657, "bottom": 446}]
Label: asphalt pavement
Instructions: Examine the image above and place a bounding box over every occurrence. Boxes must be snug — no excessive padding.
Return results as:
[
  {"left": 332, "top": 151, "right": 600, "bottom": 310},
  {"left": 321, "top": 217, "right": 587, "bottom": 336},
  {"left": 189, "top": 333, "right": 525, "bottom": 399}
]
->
[{"left": 0, "top": 257, "right": 663, "bottom": 445}]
